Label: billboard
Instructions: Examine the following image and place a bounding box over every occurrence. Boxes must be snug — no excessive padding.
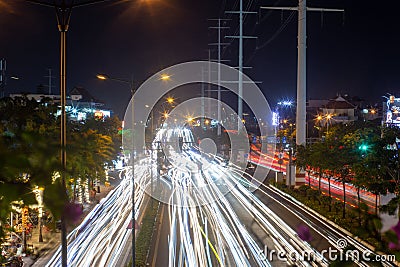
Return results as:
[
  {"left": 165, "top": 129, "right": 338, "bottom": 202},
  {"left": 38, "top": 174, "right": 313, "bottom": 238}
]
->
[{"left": 385, "top": 96, "right": 400, "bottom": 125}]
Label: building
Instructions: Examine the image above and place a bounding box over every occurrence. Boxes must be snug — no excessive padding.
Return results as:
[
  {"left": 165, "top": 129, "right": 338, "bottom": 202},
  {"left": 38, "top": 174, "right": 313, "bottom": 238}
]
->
[
  {"left": 68, "top": 87, "right": 110, "bottom": 121},
  {"left": 321, "top": 95, "right": 358, "bottom": 124},
  {"left": 383, "top": 95, "right": 400, "bottom": 126},
  {"left": 9, "top": 86, "right": 111, "bottom": 121}
]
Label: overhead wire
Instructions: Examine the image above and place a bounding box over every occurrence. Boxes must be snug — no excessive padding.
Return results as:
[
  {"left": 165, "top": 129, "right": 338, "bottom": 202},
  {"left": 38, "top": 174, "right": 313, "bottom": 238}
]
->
[
  {"left": 216, "top": 0, "right": 294, "bottom": 68},
  {"left": 256, "top": 10, "right": 296, "bottom": 51},
  {"left": 245, "top": 3, "right": 296, "bottom": 65},
  {"left": 221, "top": 0, "right": 257, "bottom": 60}
]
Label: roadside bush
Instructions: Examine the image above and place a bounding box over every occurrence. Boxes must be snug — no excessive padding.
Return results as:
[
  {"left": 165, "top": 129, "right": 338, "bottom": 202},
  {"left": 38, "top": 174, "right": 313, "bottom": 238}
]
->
[{"left": 135, "top": 200, "right": 159, "bottom": 266}]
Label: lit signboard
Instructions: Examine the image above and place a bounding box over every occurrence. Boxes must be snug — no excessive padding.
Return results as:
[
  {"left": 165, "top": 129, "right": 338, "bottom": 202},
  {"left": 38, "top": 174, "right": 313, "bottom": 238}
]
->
[
  {"left": 77, "top": 112, "right": 86, "bottom": 121},
  {"left": 272, "top": 112, "right": 279, "bottom": 126},
  {"left": 94, "top": 111, "right": 104, "bottom": 119},
  {"left": 386, "top": 96, "right": 400, "bottom": 125}
]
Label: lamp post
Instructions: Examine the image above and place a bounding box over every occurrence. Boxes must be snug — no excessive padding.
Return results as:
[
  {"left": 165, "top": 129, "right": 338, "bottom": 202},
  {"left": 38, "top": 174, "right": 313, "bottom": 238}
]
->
[
  {"left": 316, "top": 115, "right": 323, "bottom": 139},
  {"left": 326, "top": 114, "right": 332, "bottom": 135},
  {"left": 97, "top": 73, "right": 136, "bottom": 265},
  {"left": 21, "top": 1, "right": 116, "bottom": 266}
]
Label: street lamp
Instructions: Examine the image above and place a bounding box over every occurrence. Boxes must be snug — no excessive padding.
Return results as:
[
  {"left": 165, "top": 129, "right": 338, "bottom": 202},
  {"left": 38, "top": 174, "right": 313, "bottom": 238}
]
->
[
  {"left": 21, "top": 1, "right": 116, "bottom": 266},
  {"left": 160, "top": 73, "right": 171, "bottom": 81},
  {"left": 315, "top": 115, "right": 323, "bottom": 138},
  {"left": 97, "top": 73, "right": 136, "bottom": 265},
  {"left": 166, "top": 96, "right": 174, "bottom": 105},
  {"left": 326, "top": 114, "right": 332, "bottom": 135},
  {"left": 96, "top": 74, "right": 107, "bottom": 80}
]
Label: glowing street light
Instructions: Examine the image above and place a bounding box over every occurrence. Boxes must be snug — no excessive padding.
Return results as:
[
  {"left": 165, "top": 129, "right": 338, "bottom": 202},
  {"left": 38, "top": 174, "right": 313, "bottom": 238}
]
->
[
  {"left": 97, "top": 72, "right": 137, "bottom": 266},
  {"left": 160, "top": 73, "right": 171, "bottom": 81},
  {"left": 326, "top": 114, "right": 333, "bottom": 135},
  {"left": 166, "top": 96, "right": 174, "bottom": 104},
  {"left": 96, "top": 74, "right": 107, "bottom": 80}
]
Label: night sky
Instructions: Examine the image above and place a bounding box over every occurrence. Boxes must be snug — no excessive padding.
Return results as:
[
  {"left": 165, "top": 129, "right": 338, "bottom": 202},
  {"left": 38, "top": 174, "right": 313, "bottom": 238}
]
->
[{"left": 1, "top": 0, "right": 400, "bottom": 118}]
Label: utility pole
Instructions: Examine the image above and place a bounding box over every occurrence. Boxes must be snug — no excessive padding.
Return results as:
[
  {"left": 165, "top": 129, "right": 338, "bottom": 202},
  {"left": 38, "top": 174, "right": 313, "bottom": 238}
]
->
[
  {"left": 0, "top": 59, "right": 6, "bottom": 98},
  {"left": 261, "top": 1, "right": 344, "bottom": 146},
  {"left": 226, "top": 0, "right": 257, "bottom": 132},
  {"left": 45, "top": 68, "right": 55, "bottom": 94},
  {"left": 201, "top": 67, "right": 205, "bottom": 128},
  {"left": 208, "top": 18, "right": 230, "bottom": 136},
  {"left": 208, "top": 50, "right": 212, "bottom": 121}
]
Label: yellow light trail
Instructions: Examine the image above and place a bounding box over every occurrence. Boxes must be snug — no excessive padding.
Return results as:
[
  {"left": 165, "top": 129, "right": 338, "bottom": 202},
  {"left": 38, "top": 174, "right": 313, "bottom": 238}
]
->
[{"left": 199, "top": 226, "right": 222, "bottom": 265}]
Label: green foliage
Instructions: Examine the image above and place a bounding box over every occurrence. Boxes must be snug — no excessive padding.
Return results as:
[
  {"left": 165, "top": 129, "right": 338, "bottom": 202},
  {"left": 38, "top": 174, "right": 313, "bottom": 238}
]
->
[
  {"left": 381, "top": 197, "right": 399, "bottom": 216},
  {"left": 135, "top": 200, "right": 159, "bottom": 266},
  {"left": 0, "top": 96, "right": 122, "bottom": 237},
  {"left": 321, "top": 195, "right": 332, "bottom": 209},
  {"left": 298, "top": 184, "right": 309, "bottom": 196},
  {"left": 295, "top": 122, "right": 398, "bottom": 218}
]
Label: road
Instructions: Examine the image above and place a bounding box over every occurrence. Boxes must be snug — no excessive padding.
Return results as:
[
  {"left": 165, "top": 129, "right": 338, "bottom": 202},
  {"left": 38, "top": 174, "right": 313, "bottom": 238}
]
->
[
  {"left": 43, "top": 127, "right": 398, "bottom": 266},
  {"left": 145, "top": 128, "right": 397, "bottom": 266},
  {"left": 45, "top": 161, "right": 149, "bottom": 267},
  {"left": 148, "top": 129, "right": 322, "bottom": 266}
]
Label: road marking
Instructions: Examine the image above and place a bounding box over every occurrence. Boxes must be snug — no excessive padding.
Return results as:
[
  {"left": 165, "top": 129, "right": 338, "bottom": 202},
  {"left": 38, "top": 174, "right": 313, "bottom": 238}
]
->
[{"left": 199, "top": 226, "right": 222, "bottom": 265}]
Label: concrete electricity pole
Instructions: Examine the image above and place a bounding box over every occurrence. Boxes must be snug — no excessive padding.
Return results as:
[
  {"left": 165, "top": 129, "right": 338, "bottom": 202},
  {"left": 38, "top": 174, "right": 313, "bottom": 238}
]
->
[
  {"left": 45, "top": 68, "right": 55, "bottom": 94},
  {"left": 0, "top": 59, "right": 6, "bottom": 98},
  {"left": 261, "top": 1, "right": 344, "bottom": 146}
]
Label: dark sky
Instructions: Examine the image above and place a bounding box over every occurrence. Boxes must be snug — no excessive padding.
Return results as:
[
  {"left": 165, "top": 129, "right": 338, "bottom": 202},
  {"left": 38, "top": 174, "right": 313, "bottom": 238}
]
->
[{"left": 1, "top": 0, "right": 400, "bottom": 118}]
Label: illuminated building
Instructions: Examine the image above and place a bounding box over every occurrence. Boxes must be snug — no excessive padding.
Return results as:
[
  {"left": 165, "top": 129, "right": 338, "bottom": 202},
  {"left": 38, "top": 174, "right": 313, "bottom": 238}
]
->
[
  {"left": 383, "top": 95, "right": 400, "bottom": 126},
  {"left": 9, "top": 86, "right": 111, "bottom": 121}
]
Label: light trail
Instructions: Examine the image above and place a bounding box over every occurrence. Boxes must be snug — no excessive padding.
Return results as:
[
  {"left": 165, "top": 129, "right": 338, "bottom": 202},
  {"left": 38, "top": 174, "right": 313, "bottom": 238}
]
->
[
  {"left": 46, "top": 162, "right": 149, "bottom": 267},
  {"left": 45, "top": 127, "right": 397, "bottom": 267}
]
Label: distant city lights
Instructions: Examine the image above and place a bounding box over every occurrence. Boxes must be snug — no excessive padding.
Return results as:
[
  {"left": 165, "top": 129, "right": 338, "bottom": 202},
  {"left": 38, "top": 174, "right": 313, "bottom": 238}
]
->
[
  {"left": 272, "top": 112, "right": 279, "bottom": 126},
  {"left": 277, "top": 100, "right": 293, "bottom": 106}
]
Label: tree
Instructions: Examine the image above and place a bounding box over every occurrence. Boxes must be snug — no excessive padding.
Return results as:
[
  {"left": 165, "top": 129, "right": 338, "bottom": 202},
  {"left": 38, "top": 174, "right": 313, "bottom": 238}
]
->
[
  {"left": 0, "top": 96, "right": 64, "bottom": 241},
  {"left": 67, "top": 124, "right": 116, "bottom": 203},
  {"left": 0, "top": 97, "right": 121, "bottom": 239},
  {"left": 321, "top": 124, "right": 364, "bottom": 218}
]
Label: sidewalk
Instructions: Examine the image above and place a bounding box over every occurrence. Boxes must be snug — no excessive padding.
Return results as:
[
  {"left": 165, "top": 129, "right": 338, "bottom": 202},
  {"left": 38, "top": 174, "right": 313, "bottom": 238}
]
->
[{"left": 22, "top": 184, "right": 115, "bottom": 267}]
